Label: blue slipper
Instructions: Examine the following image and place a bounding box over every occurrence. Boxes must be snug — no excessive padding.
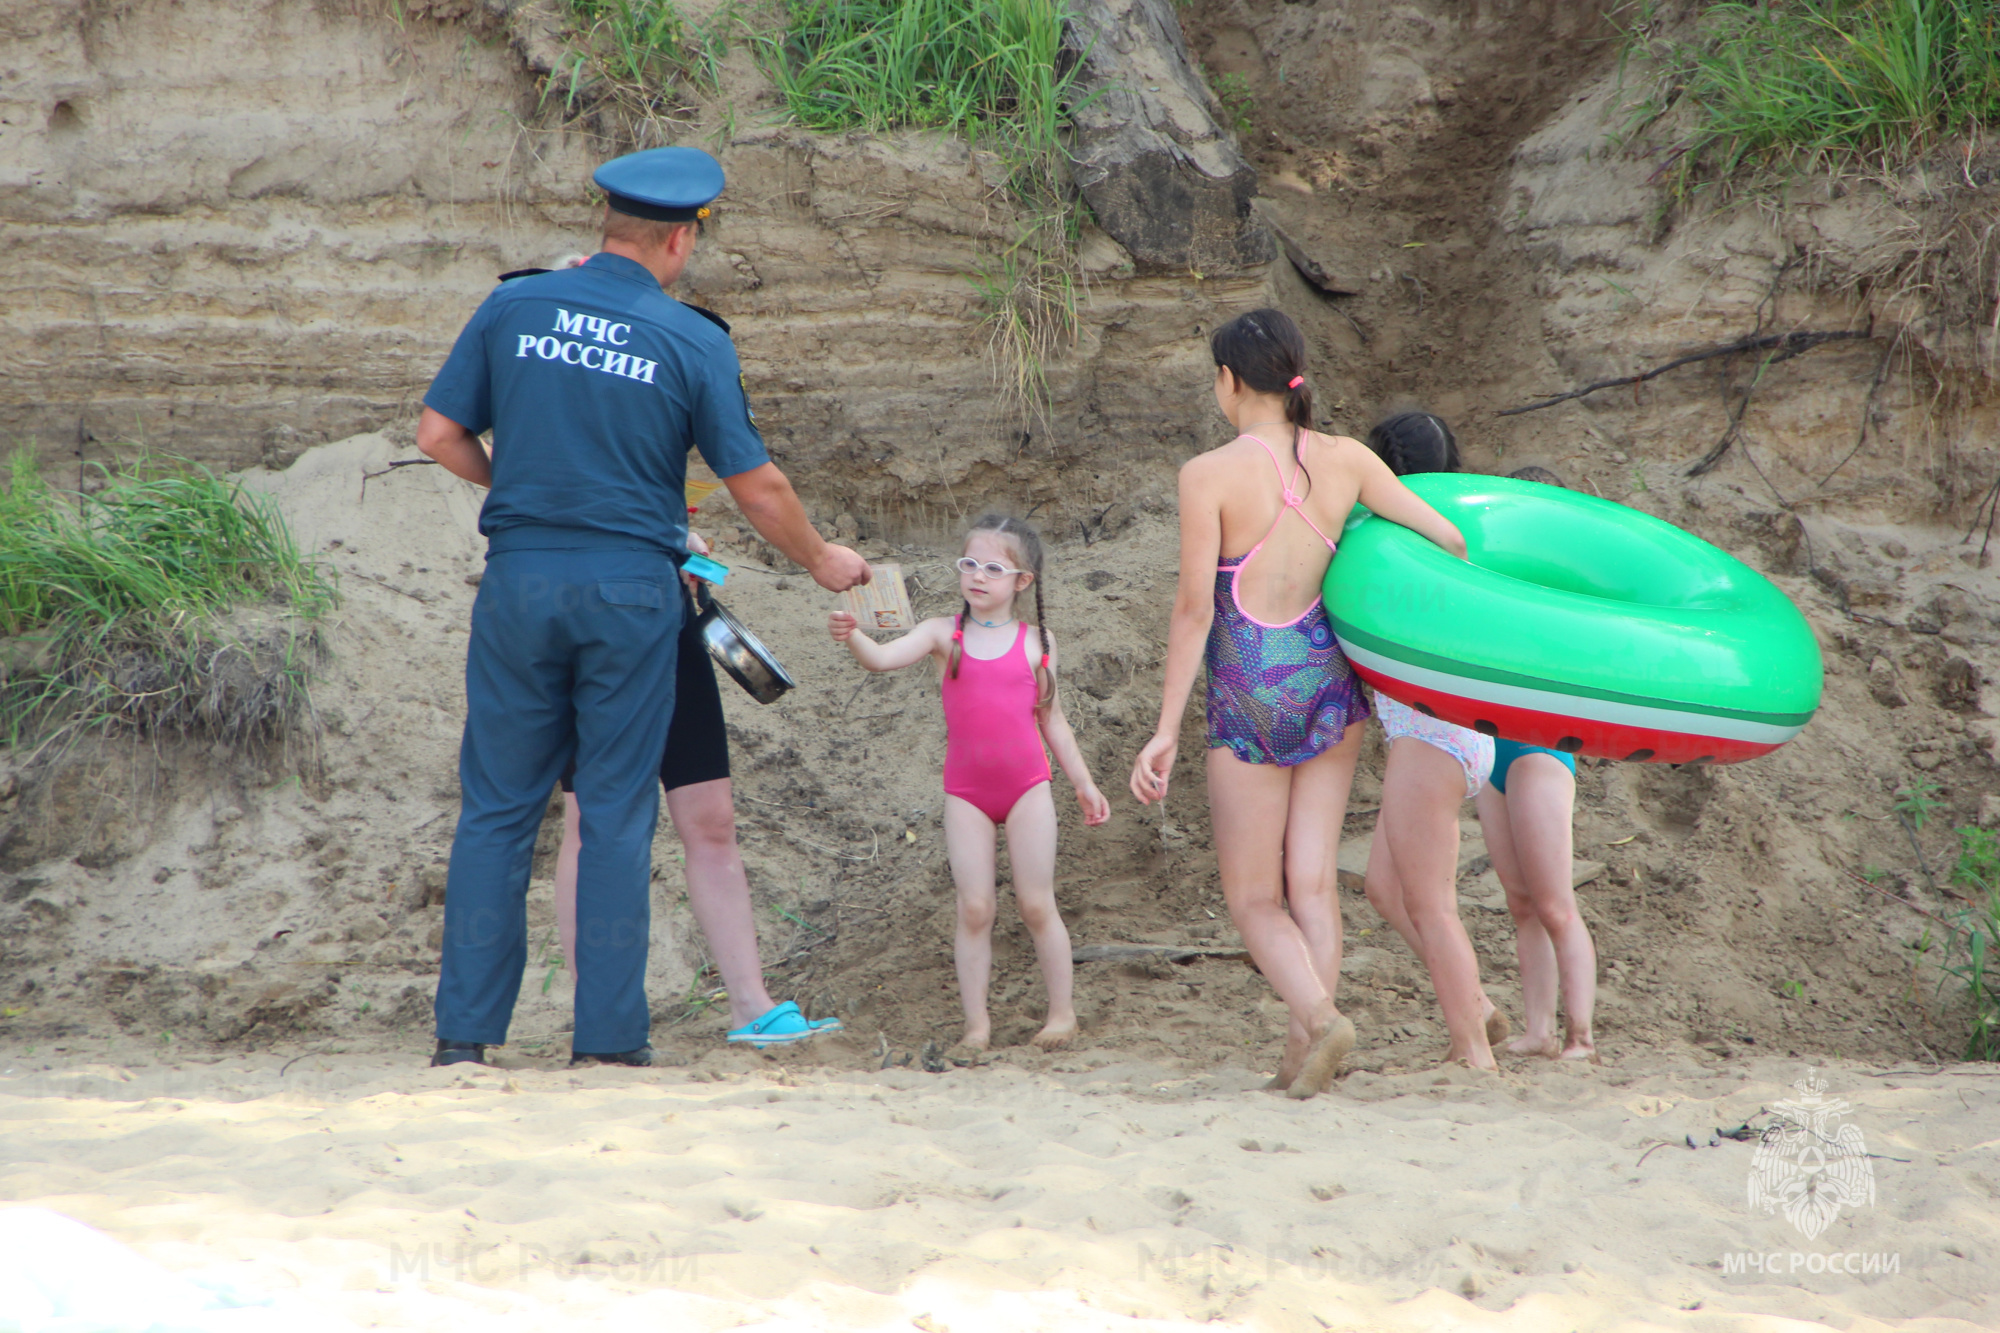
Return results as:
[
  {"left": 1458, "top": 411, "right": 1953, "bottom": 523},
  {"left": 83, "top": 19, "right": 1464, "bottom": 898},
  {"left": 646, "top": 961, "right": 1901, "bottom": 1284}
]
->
[{"left": 727, "top": 1002, "right": 843, "bottom": 1048}]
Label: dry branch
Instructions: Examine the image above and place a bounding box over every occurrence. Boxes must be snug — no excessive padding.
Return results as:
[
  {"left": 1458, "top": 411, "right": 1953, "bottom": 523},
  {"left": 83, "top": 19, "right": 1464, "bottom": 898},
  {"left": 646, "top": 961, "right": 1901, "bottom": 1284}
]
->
[
  {"left": 1497, "top": 328, "right": 1872, "bottom": 419},
  {"left": 359, "top": 457, "right": 438, "bottom": 501},
  {"left": 1072, "top": 943, "right": 1250, "bottom": 964}
]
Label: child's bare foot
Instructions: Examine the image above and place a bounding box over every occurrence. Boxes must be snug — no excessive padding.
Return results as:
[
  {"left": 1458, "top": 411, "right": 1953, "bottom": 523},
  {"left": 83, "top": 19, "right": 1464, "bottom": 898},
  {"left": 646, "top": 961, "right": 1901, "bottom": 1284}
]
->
[
  {"left": 1504, "top": 1031, "right": 1561, "bottom": 1058},
  {"left": 1286, "top": 1008, "right": 1356, "bottom": 1100},
  {"left": 958, "top": 1026, "right": 992, "bottom": 1052},
  {"left": 1268, "top": 1022, "right": 1309, "bottom": 1090},
  {"left": 1030, "top": 1014, "right": 1077, "bottom": 1050},
  {"left": 1443, "top": 1041, "right": 1498, "bottom": 1072},
  {"left": 1559, "top": 1028, "right": 1598, "bottom": 1063}
]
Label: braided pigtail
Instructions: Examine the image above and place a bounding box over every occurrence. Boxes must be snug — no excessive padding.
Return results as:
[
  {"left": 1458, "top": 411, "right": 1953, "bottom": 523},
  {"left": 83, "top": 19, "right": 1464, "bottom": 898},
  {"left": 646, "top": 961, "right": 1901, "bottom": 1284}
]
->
[
  {"left": 949, "top": 599, "right": 969, "bottom": 679},
  {"left": 1031, "top": 574, "right": 1055, "bottom": 715}
]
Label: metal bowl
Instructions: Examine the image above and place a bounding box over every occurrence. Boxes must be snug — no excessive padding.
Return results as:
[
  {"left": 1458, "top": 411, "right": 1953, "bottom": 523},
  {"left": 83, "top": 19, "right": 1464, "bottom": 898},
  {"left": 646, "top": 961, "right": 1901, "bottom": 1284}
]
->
[{"left": 693, "top": 596, "right": 796, "bottom": 705}]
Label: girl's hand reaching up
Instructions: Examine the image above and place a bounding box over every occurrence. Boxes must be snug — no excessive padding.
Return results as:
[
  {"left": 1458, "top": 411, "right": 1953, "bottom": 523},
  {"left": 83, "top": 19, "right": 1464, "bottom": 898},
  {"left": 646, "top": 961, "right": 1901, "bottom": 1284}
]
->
[
  {"left": 1130, "top": 731, "right": 1177, "bottom": 805},
  {"left": 828, "top": 609, "right": 858, "bottom": 643},
  {"left": 1075, "top": 781, "right": 1111, "bottom": 826}
]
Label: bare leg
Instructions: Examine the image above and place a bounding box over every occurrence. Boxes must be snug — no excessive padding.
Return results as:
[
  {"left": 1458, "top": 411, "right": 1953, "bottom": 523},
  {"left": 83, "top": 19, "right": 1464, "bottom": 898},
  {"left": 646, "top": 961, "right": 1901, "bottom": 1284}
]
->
[
  {"left": 1362, "top": 813, "right": 1420, "bottom": 958},
  {"left": 666, "top": 778, "right": 778, "bottom": 1030},
  {"left": 1373, "top": 762, "right": 1505, "bottom": 1046},
  {"left": 1365, "top": 800, "right": 1507, "bottom": 1039},
  {"left": 1374, "top": 738, "right": 1493, "bottom": 1069},
  {"left": 1208, "top": 747, "right": 1353, "bottom": 1097},
  {"left": 1001, "top": 783, "right": 1077, "bottom": 1049},
  {"left": 564, "top": 787, "right": 778, "bottom": 1027},
  {"left": 943, "top": 795, "right": 1001, "bottom": 1050},
  {"left": 1274, "top": 727, "right": 1363, "bottom": 1086},
  {"left": 557, "top": 794, "right": 583, "bottom": 982},
  {"left": 1478, "top": 782, "right": 1558, "bottom": 1057},
  {"left": 1502, "top": 756, "right": 1597, "bottom": 1060}
]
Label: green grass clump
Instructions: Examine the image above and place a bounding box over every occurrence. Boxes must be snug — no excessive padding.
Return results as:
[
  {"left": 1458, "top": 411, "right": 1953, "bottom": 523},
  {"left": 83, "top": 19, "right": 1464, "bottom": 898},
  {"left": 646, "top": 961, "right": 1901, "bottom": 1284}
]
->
[
  {"left": 762, "top": 0, "right": 1081, "bottom": 179},
  {"left": 569, "top": 0, "right": 726, "bottom": 89},
  {"left": 1627, "top": 0, "right": 2000, "bottom": 182},
  {"left": 1916, "top": 825, "right": 2000, "bottom": 1060},
  {"left": 1957, "top": 824, "right": 2000, "bottom": 893},
  {"left": 969, "top": 211, "right": 1080, "bottom": 406},
  {"left": 547, "top": 0, "right": 730, "bottom": 133},
  {"left": 0, "top": 455, "right": 337, "bottom": 750},
  {"left": 1211, "top": 70, "right": 1256, "bottom": 137}
]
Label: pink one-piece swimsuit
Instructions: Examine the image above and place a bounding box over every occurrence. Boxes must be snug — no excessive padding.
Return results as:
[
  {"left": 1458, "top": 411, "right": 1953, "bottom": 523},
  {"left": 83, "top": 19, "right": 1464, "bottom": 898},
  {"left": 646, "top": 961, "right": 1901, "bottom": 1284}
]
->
[{"left": 941, "top": 620, "right": 1052, "bottom": 824}]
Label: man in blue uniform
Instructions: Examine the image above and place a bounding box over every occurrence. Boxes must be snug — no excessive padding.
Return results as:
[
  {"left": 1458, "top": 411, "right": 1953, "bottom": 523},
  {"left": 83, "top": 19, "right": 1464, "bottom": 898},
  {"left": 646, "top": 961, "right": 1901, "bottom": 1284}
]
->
[{"left": 416, "top": 146, "right": 869, "bottom": 1068}]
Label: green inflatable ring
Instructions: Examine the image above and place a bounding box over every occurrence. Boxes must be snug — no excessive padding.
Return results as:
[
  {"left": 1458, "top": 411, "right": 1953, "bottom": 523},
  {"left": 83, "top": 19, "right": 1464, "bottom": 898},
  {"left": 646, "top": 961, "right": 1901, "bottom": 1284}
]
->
[{"left": 1323, "top": 473, "right": 1823, "bottom": 764}]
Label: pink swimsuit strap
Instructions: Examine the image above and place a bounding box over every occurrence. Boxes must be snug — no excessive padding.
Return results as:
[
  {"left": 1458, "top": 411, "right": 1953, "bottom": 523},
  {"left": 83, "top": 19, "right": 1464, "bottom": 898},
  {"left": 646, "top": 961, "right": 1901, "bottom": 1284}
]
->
[
  {"left": 1243, "top": 431, "right": 1339, "bottom": 551},
  {"left": 1219, "top": 432, "right": 1338, "bottom": 630}
]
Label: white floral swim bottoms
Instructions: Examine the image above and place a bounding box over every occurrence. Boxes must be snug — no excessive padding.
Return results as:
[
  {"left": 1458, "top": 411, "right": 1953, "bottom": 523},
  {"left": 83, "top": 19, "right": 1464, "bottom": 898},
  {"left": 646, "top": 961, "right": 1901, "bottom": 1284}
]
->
[{"left": 1374, "top": 693, "right": 1495, "bottom": 800}]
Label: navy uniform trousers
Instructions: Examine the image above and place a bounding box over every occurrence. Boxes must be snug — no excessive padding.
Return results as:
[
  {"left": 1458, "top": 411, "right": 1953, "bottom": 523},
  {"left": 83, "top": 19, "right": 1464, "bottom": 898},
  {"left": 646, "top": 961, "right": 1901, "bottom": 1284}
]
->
[{"left": 435, "top": 546, "right": 681, "bottom": 1053}]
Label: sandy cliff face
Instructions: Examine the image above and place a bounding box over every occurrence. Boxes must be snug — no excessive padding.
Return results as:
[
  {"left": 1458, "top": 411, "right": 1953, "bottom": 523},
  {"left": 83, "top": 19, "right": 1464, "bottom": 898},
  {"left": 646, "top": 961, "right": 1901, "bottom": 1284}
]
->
[
  {"left": 2, "top": 0, "right": 589, "bottom": 467},
  {"left": 1505, "top": 69, "right": 2000, "bottom": 519},
  {"left": 1, "top": 0, "right": 1274, "bottom": 531}
]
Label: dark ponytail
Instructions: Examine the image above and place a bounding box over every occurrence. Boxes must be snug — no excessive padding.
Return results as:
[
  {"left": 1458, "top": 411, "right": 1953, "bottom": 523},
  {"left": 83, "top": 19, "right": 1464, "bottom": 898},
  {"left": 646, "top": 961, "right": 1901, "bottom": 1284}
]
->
[
  {"left": 1211, "top": 307, "right": 1315, "bottom": 482},
  {"left": 1365, "top": 411, "right": 1460, "bottom": 477}
]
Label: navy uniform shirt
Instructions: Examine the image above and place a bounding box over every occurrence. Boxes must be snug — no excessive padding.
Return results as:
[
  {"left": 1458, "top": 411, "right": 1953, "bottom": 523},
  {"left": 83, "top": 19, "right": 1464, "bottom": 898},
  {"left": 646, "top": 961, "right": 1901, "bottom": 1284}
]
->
[{"left": 423, "top": 253, "right": 769, "bottom": 556}]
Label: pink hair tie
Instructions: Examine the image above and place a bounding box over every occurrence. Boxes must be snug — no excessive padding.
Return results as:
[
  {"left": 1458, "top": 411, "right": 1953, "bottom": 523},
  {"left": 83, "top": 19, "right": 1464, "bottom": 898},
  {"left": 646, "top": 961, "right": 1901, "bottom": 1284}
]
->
[{"left": 1288, "top": 375, "right": 1304, "bottom": 389}]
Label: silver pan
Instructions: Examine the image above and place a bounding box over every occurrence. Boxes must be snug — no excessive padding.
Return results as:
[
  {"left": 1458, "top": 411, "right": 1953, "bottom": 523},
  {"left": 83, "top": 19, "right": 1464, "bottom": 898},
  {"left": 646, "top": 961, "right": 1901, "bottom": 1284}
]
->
[{"left": 693, "top": 591, "right": 796, "bottom": 705}]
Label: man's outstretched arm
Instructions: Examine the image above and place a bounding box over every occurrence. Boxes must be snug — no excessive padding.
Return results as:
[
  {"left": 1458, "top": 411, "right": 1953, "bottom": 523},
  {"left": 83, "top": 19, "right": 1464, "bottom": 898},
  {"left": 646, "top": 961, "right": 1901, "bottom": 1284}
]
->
[{"left": 723, "top": 462, "right": 869, "bottom": 592}]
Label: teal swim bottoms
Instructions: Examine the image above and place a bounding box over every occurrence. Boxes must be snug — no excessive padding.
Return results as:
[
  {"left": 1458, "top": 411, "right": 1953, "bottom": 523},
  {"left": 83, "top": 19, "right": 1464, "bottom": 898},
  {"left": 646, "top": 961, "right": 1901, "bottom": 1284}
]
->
[{"left": 1490, "top": 738, "right": 1576, "bottom": 793}]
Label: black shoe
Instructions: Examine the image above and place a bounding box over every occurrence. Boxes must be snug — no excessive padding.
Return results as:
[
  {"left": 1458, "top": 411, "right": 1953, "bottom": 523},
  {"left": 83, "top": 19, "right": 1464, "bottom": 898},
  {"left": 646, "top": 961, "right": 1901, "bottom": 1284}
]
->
[
  {"left": 570, "top": 1044, "right": 653, "bottom": 1068},
  {"left": 432, "top": 1040, "right": 487, "bottom": 1067}
]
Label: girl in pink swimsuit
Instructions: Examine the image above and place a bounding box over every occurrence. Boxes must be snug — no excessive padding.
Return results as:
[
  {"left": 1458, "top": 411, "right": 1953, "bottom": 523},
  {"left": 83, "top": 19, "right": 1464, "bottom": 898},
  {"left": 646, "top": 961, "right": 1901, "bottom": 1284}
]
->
[
  {"left": 1130, "top": 308, "right": 1468, "bottom": 1098},
  {"left": 831, "top": 515, "right": 1110, "bottom": 1053}
]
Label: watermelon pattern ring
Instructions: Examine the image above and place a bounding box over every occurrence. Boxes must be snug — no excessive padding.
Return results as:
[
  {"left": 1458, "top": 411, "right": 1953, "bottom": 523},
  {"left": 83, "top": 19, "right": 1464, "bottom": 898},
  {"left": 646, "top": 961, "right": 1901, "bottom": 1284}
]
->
[{"left": 1322, "top": 473, "right": 1824, "bottom": 765}]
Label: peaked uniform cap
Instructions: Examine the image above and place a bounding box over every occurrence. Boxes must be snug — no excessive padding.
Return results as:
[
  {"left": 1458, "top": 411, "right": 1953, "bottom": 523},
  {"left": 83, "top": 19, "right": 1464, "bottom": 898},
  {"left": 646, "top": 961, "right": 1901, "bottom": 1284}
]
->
[{"left": 594, "top": 146, "right": 725, "bottom": 223}]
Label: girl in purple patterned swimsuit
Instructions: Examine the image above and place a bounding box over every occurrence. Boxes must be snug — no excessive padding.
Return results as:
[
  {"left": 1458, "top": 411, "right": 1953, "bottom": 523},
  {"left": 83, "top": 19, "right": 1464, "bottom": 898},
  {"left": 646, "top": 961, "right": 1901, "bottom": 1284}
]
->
[{"left": 1130, "top": 309, "right": 1466, "bottom": 1098}]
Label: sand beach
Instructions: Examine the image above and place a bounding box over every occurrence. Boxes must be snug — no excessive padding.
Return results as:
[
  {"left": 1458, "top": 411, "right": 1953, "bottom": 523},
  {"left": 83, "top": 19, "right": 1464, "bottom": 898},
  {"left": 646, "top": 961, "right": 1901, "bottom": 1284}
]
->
[{"left": 4, "top": 1044, "right": 1995, "bottom": 1330}]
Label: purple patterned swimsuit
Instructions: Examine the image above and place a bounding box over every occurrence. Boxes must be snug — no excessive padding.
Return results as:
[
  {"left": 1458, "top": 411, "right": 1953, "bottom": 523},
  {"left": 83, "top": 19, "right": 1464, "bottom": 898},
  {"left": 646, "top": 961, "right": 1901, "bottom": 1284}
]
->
[{"left": 1203, "top": 433, "right": 1371, "bottom": 767}]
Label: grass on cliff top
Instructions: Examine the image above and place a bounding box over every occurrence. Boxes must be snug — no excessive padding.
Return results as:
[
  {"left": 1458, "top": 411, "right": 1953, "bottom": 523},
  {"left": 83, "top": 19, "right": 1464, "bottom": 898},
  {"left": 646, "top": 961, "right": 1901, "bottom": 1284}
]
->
[
  {"left": 761, "top": 0, "right": 1093, "bottom": 415},
  {"left": 761, "top": 0, "right": 1083, "bottom": 189},
  {"left": 557, "top": 0, "right": 729, "bottom": 107},
  {"left": 0, "top": 454, "right": 337, "bottom": 752},
  {"left": 1626, "top": 0, "right": 2000, "bottom": 182}
]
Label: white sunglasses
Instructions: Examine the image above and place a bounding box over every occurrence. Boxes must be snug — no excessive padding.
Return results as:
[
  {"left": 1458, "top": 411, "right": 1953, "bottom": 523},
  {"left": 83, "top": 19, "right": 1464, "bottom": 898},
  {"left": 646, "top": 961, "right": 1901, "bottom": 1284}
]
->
[{"left": 956, "top": 556, "right": 1031, "bottom": 580}]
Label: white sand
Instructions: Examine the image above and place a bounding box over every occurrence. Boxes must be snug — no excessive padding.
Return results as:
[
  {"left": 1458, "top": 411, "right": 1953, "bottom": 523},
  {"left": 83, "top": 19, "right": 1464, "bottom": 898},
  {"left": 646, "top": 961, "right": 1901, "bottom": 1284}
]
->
[{"left": 2, "top": 1048, "right": 1993, "bottom": 1330}]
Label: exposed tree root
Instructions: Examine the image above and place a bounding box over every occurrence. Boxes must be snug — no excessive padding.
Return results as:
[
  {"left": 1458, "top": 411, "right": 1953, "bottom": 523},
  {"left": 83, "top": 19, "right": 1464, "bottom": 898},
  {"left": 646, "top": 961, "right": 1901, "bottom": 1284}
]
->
[{"left": 1498, "top": 328, "right": 1872, "bottom": 420}]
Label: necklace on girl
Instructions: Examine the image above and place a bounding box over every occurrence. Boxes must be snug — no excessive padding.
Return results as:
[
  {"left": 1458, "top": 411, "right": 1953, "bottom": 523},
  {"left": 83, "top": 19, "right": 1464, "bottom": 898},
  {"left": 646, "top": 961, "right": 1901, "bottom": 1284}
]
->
[{"left": 969, "top": 614, "right": 1014, "bottom": 629}]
